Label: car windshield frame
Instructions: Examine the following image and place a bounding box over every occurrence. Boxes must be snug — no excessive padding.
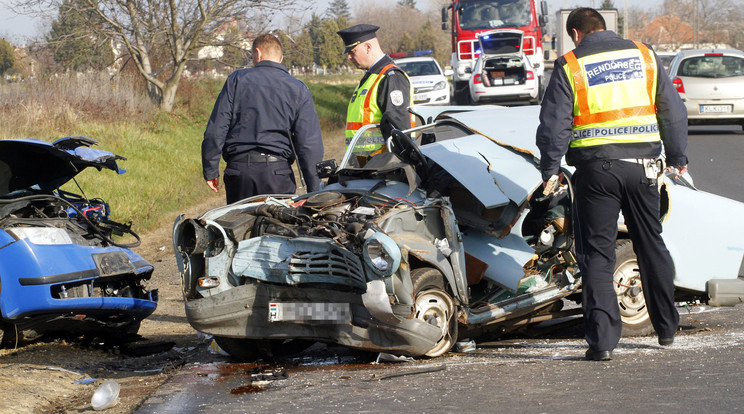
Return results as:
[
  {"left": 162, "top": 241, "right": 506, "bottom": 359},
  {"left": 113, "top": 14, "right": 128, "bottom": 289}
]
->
[
  {"left": 678, "top": 54, "right": 744, "bottom": 78},
  {"left": 396, "top": 60, "right": 442, "bottom": 77}
]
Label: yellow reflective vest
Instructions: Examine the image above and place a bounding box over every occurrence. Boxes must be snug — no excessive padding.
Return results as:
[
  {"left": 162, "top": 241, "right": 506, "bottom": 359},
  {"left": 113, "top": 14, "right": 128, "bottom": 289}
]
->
[
  {"left": 563, "top": 41, "right": 661, "bottom": 148},
  {"left": 345, "top": 63, "right": 414, "bottom": 153}
]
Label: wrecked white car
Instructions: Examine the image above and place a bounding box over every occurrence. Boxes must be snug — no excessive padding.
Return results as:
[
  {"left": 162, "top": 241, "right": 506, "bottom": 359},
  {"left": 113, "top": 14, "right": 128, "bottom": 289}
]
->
[{"left": 173, "top": 105, "right": 744, "bottom": 360}]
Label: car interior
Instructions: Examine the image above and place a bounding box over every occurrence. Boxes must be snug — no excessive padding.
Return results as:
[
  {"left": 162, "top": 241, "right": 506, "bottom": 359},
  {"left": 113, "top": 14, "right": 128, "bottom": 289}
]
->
[{"left": 679, "top": 56, "right": 744, "bottom": 78}]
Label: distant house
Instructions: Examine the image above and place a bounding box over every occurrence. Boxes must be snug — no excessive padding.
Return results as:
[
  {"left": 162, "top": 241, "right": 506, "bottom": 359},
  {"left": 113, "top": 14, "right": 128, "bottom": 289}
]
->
[{"left": 629, "top": 14, "right": 730, "bottom": 51}]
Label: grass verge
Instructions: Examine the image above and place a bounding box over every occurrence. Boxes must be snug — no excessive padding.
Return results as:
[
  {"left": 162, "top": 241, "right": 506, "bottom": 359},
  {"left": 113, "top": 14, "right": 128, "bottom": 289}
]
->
[{"left": 1, "top": 74, "right": 357, "bottom": 233}]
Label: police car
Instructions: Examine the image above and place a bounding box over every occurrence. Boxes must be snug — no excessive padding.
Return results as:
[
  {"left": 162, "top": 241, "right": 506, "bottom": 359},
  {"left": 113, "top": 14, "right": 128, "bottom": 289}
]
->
[
  {"left": 468, "top": 29, "right": 542, "bottom": 105},
  {"left": 394, "top": 57, "right": 452, "bottom": 105}
]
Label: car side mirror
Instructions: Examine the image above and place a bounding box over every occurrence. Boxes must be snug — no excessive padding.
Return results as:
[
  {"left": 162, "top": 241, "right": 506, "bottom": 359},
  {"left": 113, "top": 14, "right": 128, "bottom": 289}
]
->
[
  {"left": 444, "top": 69, "right": 454, "bottom": 77},
  {"left": 316, "top": 159, "right": 338, "bottom": 179}
]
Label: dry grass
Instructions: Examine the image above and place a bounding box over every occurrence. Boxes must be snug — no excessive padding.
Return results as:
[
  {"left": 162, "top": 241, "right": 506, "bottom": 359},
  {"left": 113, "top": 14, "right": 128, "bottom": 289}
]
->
[
  {"left": 0, "top": 73, "right": 356, "bottom": 232},
  {"left": 0, "top": 72, "right": 154, "bottom": 138}
]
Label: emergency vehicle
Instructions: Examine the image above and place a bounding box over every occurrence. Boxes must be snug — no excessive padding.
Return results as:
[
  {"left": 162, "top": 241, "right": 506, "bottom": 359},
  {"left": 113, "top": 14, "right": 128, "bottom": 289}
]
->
[{"left": 442, "top": 0, "right": 549, "bottom": 104}]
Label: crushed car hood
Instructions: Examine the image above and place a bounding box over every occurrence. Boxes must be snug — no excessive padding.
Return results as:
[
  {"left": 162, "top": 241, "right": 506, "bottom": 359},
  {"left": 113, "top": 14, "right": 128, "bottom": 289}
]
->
[
  {"left": 0, "top": 136, "right": 125, "bottom": 196},
  {"left": 419, "top": 105, "right": 546, "bottom": 209}
]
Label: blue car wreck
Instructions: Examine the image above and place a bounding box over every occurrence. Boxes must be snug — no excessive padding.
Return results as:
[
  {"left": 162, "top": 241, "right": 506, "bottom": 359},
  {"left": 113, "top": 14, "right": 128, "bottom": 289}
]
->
[
  {"left": 173, "top": 105, "right": 744, "bottom": 360},
  {"left": 0, "top": 136, "right": 157, "bottom": 347}
]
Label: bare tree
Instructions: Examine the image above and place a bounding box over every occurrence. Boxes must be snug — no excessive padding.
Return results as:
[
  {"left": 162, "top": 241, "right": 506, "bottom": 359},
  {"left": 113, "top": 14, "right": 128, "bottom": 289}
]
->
[
  {"left": 353, "top": 1, "right": 450, "bottom": 65},
  {"left": 13, "top": 0, "right": 306, "bottom": 111}
]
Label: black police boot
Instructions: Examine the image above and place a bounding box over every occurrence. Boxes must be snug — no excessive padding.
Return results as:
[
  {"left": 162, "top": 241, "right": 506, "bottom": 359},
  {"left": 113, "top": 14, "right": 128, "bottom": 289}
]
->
[
  {"left": 659, "top": 336, "right": 674, "bottom": 346},
  {"left": 585, "top": 349, "right": 613, "bottom": 361}
]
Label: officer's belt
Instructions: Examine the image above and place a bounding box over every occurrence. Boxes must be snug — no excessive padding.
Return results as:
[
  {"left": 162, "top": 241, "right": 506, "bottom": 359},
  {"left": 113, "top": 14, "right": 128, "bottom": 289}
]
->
[
  {"left": 618, "top": 158, "right": 657, "bottom": 165},
  {"left": 231, "top": 151, "right": 287, "bottom": 163}
]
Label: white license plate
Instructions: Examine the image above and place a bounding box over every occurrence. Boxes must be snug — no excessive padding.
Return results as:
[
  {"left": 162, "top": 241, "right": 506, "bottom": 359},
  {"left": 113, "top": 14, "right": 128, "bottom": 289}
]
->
[
  {"left": 268, "top": 302, "right": 351, "bottom": 323},
  {"left": 700, "top": 104, "right": 733, "bottom": 113},
  {"left": 414, "top": 94, "right": 429, "bottom": 102}
]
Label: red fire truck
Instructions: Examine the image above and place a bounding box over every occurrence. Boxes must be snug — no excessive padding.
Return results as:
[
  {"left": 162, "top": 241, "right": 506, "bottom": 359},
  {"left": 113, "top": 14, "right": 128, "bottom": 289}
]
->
[{"left": 442, "top": 0, "right": 549, "bottom": 104}]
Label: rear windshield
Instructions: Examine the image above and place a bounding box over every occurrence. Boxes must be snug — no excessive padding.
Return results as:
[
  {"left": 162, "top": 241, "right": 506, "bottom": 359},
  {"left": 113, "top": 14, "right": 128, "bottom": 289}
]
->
[
  {"left": 480, "top": 35, "right": 521, "bottom": 55},
  {"left": 396, "top": 61, "right": 441, "bottom": 77},
  {"left": 678, "top": 55, "right": 744, "bottom": 78}
]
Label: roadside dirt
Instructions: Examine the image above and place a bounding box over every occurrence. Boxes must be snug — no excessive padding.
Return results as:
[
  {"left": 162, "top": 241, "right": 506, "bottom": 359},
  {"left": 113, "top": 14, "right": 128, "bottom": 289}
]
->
[
  {"left": 0, "top": 133, "right": 347, "bottom": 414},
  {"left": 0, "top": 196, "right": 224, "bottom": 414}
]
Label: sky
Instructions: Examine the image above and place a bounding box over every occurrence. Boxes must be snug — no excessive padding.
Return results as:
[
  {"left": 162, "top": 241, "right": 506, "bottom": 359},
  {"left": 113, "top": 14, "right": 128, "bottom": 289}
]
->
[{"left": 0, "top": 0, "right": 665, "bottom": 46}]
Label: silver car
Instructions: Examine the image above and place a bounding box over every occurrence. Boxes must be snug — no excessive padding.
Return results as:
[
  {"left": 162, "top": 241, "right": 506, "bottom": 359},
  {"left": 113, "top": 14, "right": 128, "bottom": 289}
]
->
[{"left": 667, "top": 48, "right": 744, "bottom": 128}]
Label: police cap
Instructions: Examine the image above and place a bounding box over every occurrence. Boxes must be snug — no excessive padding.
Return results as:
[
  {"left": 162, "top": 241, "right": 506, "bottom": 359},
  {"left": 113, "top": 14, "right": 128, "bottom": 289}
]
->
[{"left": 337, "top": 24, "right": 379, "bottom": 54}]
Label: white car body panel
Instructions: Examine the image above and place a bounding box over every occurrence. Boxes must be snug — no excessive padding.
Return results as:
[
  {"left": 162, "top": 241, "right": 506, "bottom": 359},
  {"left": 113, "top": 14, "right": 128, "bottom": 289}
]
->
[
  {"left": 462, "top": 231, "right": 536, "bottom": 292},
  {"left": 420, "top": 134, "right": 542, "bottom": 209},
  {"left": 413, "top": 104, "right": 744, "bottom": 294}
]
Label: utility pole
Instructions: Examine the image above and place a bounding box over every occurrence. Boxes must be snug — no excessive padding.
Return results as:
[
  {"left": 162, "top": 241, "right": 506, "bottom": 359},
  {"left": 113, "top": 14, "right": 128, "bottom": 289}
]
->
[{"left": 623, "top": 0, "right": 628, "bottom": 39}]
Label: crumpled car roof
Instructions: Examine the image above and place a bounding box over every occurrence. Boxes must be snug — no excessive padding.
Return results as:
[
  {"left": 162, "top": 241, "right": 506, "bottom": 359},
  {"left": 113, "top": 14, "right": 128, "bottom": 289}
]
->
[{"left": 0, "top": 135, "right": 125, "bottom": 196}]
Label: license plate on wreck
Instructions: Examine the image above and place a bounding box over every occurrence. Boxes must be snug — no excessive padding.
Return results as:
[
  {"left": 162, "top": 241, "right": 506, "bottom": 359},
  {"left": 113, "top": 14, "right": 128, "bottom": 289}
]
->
[{"left": 268, "top": 302, "right": 351, "bottom": 323}]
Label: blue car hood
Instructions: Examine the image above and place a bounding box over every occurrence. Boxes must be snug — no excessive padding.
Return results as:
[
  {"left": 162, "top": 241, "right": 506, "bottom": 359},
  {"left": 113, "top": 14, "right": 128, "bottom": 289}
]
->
[{"left": 0, "top": 136, "right": 125, "bottom": 196}]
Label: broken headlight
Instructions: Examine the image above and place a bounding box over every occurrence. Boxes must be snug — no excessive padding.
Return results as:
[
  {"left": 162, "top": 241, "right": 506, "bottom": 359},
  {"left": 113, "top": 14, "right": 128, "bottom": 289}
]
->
[
  {"left": 9, "top": 227, "right": 73, "bottom": 245},
  {"left": 362, "top": 232, "right": 401, "bottom": 276}
]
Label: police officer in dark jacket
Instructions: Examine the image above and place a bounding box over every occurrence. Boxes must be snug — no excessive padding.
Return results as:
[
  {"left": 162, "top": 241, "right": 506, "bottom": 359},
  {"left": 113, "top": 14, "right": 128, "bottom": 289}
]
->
[
  {"left": 536, "top": 8, "right": 688, "bottom": 361},
  {"left": 337, "top": 24, "right": 413, "bottom": 153},
  {"left": 202, "top": 34, "right": 324, "bottom": 204}
]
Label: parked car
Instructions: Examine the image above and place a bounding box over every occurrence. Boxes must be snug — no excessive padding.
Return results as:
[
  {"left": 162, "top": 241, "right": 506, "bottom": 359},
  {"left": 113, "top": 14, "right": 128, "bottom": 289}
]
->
[
  {"left": 655, "top": 50, "right": 678, "bottom": 73},
  {"left": 173, "top": 105, "right": 744, "bottom": 360},
  {"left": 0, "top": 136, "right": 158, "bottom": 347},
  {"left": 667, "top": 48, "right": 744, "bottom": 128},
  {"left": 468, "top": 29, "right": 542, "bottom": 105},
  {"left": 395, "top": 57, "right": 452, "bottom": 105}
]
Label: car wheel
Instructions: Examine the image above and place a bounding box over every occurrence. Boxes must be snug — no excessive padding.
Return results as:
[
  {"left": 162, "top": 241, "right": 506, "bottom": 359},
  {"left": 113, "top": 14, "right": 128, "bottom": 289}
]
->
[
  {"left": 454, "top": 81, "right": 469, "bottom": 105},
  {"left": 613, "top": 240, "right": 655, "bottom": 336},
  {"left": 123, "top": 321, "right": 141, "bottom": 335},
  {"left": 0, "top": 321, "right": 18, "bottom": 348},
  {"left": 213, "top": 337, "right": 314, "bottom": 361},
  {"left": 530, "top": 76, "right": 545, "bottom": 105},
  {"left": 412, "top": 267, "right": 458, "bottom": 357}
]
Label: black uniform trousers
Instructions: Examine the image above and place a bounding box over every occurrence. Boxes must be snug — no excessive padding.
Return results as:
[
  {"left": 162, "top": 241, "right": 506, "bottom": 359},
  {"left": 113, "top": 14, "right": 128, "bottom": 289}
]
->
[
  {"left": 223, "top": 153, "right": 296, "bottom": 204},
  {"left": 573, "top": 159, "right": 679, "bottom": 352}
]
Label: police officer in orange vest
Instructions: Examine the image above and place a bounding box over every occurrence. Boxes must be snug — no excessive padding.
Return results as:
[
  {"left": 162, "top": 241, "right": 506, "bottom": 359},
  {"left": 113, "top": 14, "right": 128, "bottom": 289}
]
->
[
  {"left": 337, "top": 24, "right": 413, "bottom": 154},
  {"left": 536, "top": 8, "right": 688, "bottom": 361}
]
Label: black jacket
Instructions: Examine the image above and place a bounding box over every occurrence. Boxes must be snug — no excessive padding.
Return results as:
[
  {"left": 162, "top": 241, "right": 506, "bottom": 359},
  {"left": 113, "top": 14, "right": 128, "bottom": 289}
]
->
[
  {"left": 536, "top": 31, "right": 688, "bottom": 181},
  {"left": 359, "top": 55, "right": 412, "bottom": 132},
  {"left": 202, "top": 60, "right": 324, "bottom": 191}
]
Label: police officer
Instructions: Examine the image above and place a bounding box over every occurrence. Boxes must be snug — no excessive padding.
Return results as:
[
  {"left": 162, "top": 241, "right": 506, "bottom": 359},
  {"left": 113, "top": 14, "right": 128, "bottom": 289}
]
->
[
  {"left": 202, "top": 34, "right": 324, "bottom": 204},
  {"left": 536, "top": 8, "right": 688, "bottom": 361},
  {"left": 337, "top": 24, "right": 414, "bottom": 154}
]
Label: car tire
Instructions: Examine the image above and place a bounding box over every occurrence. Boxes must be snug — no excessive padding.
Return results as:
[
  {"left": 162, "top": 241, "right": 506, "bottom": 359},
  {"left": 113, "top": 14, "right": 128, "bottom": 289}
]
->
[
  {"left": 613, "top": 240, "right": 655, "bottom": 336},
  {"left": 411, "top": 267, "right": 458, "bottom": 357},
  {"left": 454, "top": 81, "right": 469, "bottom": 105},
  {"left": 213, "top": 337, "right": 314, "bottom": 361},
  {"left": 529, "top": 76, "right": 545, "bottom": 105},
  {"left": 123, "top": 321, "right": 142, "bottom": 335},
  {"left": 0, "top": 321, "right": 18, "bottom": 348}
]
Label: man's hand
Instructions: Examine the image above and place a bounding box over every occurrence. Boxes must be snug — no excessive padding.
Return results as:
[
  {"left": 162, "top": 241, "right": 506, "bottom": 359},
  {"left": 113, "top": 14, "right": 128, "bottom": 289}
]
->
[
  {"left": 542, "top": 172, "right": 564, "bottom": 196},
  {"left": 666, "top": 165, "right": 688, "bottom": 180},
  {"left": 206, "top": 178, "right": 220, "bottom": 192}
]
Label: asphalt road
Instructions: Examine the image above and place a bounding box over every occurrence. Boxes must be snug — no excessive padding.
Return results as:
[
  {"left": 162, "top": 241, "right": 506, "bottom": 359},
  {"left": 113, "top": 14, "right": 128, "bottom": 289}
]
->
[
  {"left": 686, "top": 124, "right": 744, "bottom": 202},
  {"left": 137, "top": 123, "right": 744, "bottom": 414}
]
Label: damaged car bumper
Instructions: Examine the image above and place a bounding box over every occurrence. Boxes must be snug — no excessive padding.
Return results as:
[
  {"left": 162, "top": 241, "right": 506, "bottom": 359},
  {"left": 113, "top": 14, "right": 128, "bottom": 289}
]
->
[{"left": 183, "top": 281, "right": 441, "bottom": 356}]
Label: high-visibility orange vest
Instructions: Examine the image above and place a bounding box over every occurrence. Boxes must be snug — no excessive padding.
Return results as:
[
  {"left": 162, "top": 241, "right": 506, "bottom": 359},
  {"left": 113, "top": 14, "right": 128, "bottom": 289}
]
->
[
  {"left": 563, "top": 41, "right": 661, "bottom": 148},
  {"left": 345, "top": 63, "right": 414, "bottom": 152}
]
